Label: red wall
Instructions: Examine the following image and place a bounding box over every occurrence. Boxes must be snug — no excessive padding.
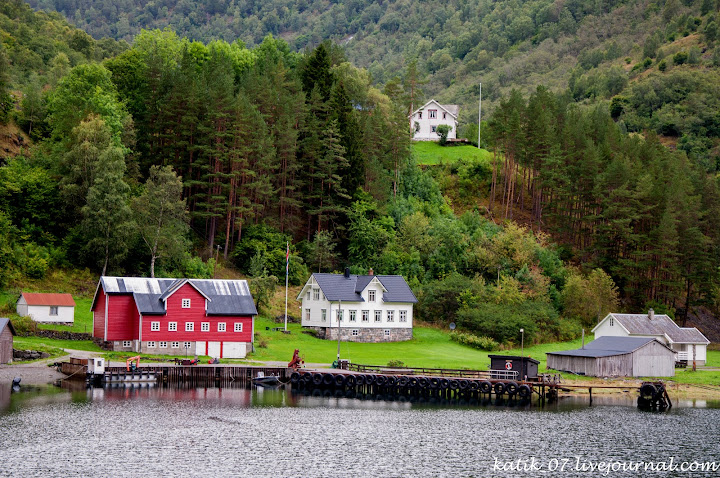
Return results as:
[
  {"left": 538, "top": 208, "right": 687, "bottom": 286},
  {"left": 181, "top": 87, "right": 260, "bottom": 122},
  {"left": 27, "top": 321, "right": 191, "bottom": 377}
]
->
[
  {"left": 106, "top": 295, "right": 139, "bottom": 341},
  {"left": 92, "top": 288, "right": 106, "bottom": 339}
]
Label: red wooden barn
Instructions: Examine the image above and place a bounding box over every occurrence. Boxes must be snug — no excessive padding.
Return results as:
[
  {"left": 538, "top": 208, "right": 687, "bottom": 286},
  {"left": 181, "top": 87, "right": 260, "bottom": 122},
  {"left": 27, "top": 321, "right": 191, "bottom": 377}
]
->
[{"left": 91, "top": 276, "right": 257, "bottom": 359}]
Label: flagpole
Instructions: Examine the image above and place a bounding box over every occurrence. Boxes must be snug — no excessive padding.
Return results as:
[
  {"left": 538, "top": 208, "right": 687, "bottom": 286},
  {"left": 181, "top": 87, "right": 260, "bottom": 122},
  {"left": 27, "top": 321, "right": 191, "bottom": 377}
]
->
[{"left": 284, "top": 241, "right": 289, "bottom": 332}]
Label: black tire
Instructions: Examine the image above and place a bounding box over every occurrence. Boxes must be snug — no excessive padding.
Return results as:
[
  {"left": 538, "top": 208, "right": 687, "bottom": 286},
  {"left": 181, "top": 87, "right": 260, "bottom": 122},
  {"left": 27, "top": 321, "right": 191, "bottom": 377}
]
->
[
  {"left": 365, "top": 374, "right": 376, "bottom": 385},
  {"left": 386, "top": 376, "right": 397, "bottom": 387},
  {"left": 334, "top": 374, "right": 346, "bottom": 387},
  {"left": 344, "top": 375, "right": 357, "bottom": 387},
  {"left": 322, "top": 373, "right": 334, "bottom": 386},
  {"left": 302, "top": 373, "right": 313, "bottom": 385},
  {"left": 449, "top": 379, "right": 459, "bottom": 390},
  {"left": 458, "top": 380, "right": 469, "bottom": 391},
  {"left": 640, "top": 383, "right": 657, "bottom": 399},
  {"left": 408, "top": 377, "right": 419, "bottom": 388},
  {"left": 417, "top": 377, "right": 429, "bottom": 389},
  {"left": 355, "top": 374, "right": 365, "bottom": 386},
  {"left": 479, "top": 381, "right": 492, "bottom": 394},
  {"left": 518, "top": 384, "right": 531, "bottom": 398},
  {"left": 429, "top": 377, "right": 440, "bottom": 389},
  {"left": 505, "top": 381, "right": 518, "bottom": 396},
  {"left": 493, "top": 382, "right": 506, "bottom": 395},
  {"left": 313, "top": 373, "right": 324, "bottom": 386},
  {"left": 468, "top": 380, "right": 480, "bottom": 392},
  {"left": 375, "top": 375, "right": 387, "bottom": 386},
  {"left": 439, "top": 378, "right": 450, "bottom": 389},
  {"left": 290, "top": 372, "right": 301, "bottom": 384},
  {"left": 398, "top": 376, "right": 409, "bottom": 388}
]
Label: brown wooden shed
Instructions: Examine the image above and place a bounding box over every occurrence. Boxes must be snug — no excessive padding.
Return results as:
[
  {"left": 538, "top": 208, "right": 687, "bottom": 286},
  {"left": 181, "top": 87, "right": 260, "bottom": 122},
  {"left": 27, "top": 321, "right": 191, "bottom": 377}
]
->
[{"left": 0, "top": 318, "right": 16, "bottom": 364}]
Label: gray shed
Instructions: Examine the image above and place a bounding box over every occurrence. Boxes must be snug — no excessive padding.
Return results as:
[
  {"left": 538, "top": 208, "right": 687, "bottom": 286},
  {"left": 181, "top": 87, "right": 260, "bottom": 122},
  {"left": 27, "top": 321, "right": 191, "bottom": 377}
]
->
[
  {"left": 546, "top": 336, "right": 675, "bottom": 377},
  {"left": 0, "top": 318, "right": 16, "bottom": 364}
]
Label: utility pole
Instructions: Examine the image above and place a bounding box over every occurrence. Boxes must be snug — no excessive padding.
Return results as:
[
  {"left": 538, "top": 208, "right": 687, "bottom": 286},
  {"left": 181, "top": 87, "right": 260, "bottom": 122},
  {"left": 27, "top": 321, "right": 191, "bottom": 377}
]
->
[{"left": 478, "top": 82, "right": 482, "bottom": 148}]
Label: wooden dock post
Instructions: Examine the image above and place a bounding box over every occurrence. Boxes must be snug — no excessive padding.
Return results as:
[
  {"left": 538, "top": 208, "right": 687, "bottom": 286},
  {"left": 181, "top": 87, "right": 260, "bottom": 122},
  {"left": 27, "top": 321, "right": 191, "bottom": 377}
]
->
[{"left": 589, "top": 387, "right": 593, "bottom": 405}]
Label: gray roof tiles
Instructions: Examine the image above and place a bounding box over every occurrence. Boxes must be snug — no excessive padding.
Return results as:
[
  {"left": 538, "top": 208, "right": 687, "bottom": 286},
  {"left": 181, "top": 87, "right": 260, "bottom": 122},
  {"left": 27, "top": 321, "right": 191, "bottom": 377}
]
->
[
  {"left": 608, "top": 313, "right": 709, "bottom": 344},
  {"left": 547, "top": 336, "right": 664, "bottom": 358},
  {"left": 94, "top": 276, "right": 257, "bottom": 316},
  {"left": 311, "top": 273, "right": 417, "bottom": 303}
]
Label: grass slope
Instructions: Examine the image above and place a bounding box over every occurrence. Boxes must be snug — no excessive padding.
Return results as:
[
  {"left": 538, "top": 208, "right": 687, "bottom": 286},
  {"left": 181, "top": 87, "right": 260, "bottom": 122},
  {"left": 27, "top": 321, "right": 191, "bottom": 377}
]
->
[{"left": 412, "top": 142, "right": 493, "bottom": 166}]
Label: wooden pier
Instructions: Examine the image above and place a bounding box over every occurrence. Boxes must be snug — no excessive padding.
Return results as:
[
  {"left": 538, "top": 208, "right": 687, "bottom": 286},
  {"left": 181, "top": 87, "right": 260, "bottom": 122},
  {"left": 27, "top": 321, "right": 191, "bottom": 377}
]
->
[{"left": 102, "top": 364, "right": 289, "bottom": 387}]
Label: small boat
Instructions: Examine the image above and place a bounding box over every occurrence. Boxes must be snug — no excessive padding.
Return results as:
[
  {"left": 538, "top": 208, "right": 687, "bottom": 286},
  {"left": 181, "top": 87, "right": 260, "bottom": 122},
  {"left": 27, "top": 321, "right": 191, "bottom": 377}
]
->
[{"left": 252, "top": 372, "right": 284, "bottom": 387}]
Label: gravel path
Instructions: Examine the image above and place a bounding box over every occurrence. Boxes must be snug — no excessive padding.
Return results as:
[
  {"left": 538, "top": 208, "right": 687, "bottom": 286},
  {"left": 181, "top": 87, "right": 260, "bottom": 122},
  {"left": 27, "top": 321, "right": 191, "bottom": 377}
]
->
[{"left": 0, "top": 348, "right": 102, "bottom": 386}]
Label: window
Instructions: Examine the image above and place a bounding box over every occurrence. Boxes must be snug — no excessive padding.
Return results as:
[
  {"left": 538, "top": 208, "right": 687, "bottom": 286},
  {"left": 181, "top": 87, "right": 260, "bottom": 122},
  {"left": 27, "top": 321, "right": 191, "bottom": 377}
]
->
[
  {"left": 362, "top": 310, "right": 369, "bottom": 322},
  {"left": 122, "top": 340, "right": 131, "bottom": 348},
  {"left": 151, "top": 321, "right": 160, "bottom": 331},
  {"left": 49, "top": 306, "right": 58, "bottom": 316},
  {"left": 321, "top": 309, "right": 327, "bottom": 322},
  {"left": 429, "top": 109, "right": 437, "bottom": 119},
  {"left": 418, "top": 112, "right": 422, "bottom": 119},
  {"left": 352, "top": 329, "right": 359, "bottom": 337},
  {"left": 169, "top": 322, "right": 177, "bottom": 331},
  {"left": 431, "top": 125, "right": 437, "bottom": 133},
  {"left": 306, "top": 291, "right": 311, "bottom": 300},
  {"left": 368, "top": 290, "right": 376, "bottom": 302},
  {"left": 185, "top": 322, "right": 194, "bottom": 332},
  {"left": 443, "top": 112, "right": 447, "bottom": 119},
  {"left": 374, "top": 310, "right": 382, "bottom": 322},
  {"left": 384, "top": 329, "right": 391, "bottom": 337},
  {"left": 610, "top": 317, "right": 614, "bottom": 327},
  {"left": 399, "top": 310, "right": 407, "bottom": 322},
  {"left": 313, "top": 288, "right": 320, "bottom": 300},
  {"left": 234, "top": 323, "right": 243, "bottom": 332},
  {"left": 182, "top": 298, "right": 191, "bottom": 308},
  {"left": 159, "top": 341, "right": 168, "bottom": 348},
  {"left": 350, "top": 310, "right": 357, "bottom": 322},
  {"left": 147, "top": 341, "right": 156, "bottom": 348},
  {"left": 183, "top": 342, "right": 192, "bottom": 349},
  {"left": 218, "top": 322, "right": 226, "bottom": 332},
  {"left": 305, "top": 308, "right": 310, "bottom": 321},
  {"left": 336, "top": 309, "right": 344, "bottom": 322},
  {"left": 171, "top": 341, "right": 180, "bottom": 348},
  {"left": 201, "top": 322, "right": 209, "bottom": 332},
  {"left": 387, "top": 310, "right": 394, "bottom": 322}
]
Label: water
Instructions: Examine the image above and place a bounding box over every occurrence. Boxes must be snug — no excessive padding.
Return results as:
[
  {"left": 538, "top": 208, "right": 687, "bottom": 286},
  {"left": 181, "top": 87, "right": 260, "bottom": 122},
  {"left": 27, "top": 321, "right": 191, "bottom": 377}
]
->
[{"left": 1, "top": 383, "right": 720, "bottom": 477}]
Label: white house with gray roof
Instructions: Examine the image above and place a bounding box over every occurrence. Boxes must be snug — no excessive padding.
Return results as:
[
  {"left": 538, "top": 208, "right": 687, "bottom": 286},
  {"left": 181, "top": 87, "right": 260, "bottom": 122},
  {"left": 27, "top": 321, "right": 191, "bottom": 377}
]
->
[
  {"left": 592, "top": 309, "right": 710, "bottom": 366},
  {"left": 297, "top": 270, "right": 417, "bottom": 342},
  {"left": 409, "top": 99, "right": 459, "bottom": 141}
]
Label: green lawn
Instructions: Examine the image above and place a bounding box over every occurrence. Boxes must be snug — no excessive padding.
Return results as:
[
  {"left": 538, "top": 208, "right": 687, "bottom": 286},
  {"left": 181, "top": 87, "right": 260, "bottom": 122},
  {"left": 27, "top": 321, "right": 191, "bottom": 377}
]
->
[{"left": 412, "top": 141, "right": 493, "bottom": 166}]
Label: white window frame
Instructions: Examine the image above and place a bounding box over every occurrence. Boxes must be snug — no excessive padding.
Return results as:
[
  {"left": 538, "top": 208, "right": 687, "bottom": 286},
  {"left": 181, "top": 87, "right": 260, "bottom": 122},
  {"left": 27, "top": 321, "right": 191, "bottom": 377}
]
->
[
  {"left": 151, "top": 321, "right": 160, "bottom": 331},
  {"left": 234, "top": 322, "right": 243, "bottom": 332},
  {"left": 306, "top": 291, "right": 310, "bottom": 300},
  {"left": 374, "top": 310, "right": 382, "bottom": 322},
  {"left": 399, "top": 310, "right": 407, "bottom": 322},
  {"left": 350, "top": 310, "right": 357, "bottom": 322},
  {"left": 201, "top": 322, "right": 210, "bottom": 332},
  {"left": 169, "top": 322, "right": 177, "bottom": 332},
  {"left": 159, "top": 341, "right": 168, "bottom": 348},
  {"left": 182, "top": 298, "right": 191, "bottom": 309},
  {"left": 183, "top": 341, "right": 192, "bottom": 349},
  {"left": 362, "top": 310, "right": 369, "bottom": 322},
  {"left": 368, "top": 290, "right": 376, "bottom": 302},
  {"left": 387, "top": 310, "right": 394, "bottom": 322},
  {"left": 431, "top": 125, "right": 437, "bottom": 133},
  {"left": 313, "top": 288, "right": 320, "bottom": 300},
  {"left": 321, "top": 309, "right": 327, "bottom": 322},
  {"left": 185, "top": 322, "right": 194, "bottom": 332},
  {"left": 352, "top": 329, "right": 359, "bottom": 337},
  {"left": 147, "top": 341, "right": 156, "bottom": 348},
  {"left": 218, "top": 322, "right": 226, "bottom": 332},
  {"left": 122, "top": 340, "right": 132, "bottom": 347},
  {"left": 49, "top": 306, "right": 58, "bottom": 316},
  {"left": 384, "top": 329, "right": 391, "bottom": 337},
  {"left": 305, "top": 308, "right": 311, "bottom": 321},
  {"left": 336, "top": 309, "right": 344, "bottom": 322},
  {"left": 171, "top": 341, "right": 179, "bottom": 348},
  {"left": 429, "top": 109, "right": 437, "bottom": 119}
]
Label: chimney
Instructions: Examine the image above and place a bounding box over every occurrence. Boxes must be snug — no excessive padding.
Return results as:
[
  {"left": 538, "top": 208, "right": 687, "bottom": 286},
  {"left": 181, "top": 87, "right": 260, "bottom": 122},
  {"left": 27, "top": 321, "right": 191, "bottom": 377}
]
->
[
  {"left": 344, "top": 267, "right": 350, "bottom": 279},
  {"left": 648, "top": 308, "right": 654, "bottom": 321},
  {"left": 581, "top": 329, "right": 585, "bottom": 349},
  {"left": 368, "top": 268, "right": 374, "bottom": 276}
]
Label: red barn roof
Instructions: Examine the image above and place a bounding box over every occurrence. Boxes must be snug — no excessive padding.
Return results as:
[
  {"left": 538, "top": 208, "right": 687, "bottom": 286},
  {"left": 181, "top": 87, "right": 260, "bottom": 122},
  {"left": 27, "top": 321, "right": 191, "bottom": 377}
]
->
[{"left": 21, "top": 293, "right": 76, "bottom": 307}]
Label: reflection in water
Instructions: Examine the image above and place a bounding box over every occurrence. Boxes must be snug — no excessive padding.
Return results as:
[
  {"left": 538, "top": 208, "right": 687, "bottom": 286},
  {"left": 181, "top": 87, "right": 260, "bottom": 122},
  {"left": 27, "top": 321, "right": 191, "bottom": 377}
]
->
[{"left": 1, "top": 384, "right": 720, "bottom": 477}]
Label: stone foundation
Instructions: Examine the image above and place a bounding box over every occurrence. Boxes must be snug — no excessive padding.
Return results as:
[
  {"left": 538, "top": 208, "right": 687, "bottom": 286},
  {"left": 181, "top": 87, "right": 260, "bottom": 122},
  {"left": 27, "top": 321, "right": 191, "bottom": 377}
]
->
[{"left": 309, "top": 327, "right": 412, "bottom": 343}]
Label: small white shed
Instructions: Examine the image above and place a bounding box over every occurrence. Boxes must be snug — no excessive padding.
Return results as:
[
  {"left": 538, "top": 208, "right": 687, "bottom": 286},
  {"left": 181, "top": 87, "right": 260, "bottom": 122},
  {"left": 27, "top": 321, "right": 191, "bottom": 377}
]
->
[{"left": 17, "top": 292, "right": 76, "bottom": 324}]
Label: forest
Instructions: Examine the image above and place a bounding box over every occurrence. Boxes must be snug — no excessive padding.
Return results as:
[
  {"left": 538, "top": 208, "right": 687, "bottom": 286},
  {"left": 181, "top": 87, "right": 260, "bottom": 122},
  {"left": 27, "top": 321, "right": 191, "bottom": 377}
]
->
[{"left": 1, "top": 0, "right": 719, "bottom": 346}]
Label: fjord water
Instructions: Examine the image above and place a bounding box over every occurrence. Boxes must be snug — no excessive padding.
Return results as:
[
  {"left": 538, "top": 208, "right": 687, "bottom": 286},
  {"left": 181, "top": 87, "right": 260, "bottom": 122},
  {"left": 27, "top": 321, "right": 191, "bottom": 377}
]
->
[{"left": 1, "top": 384, "right": 719, "bottom": 477}]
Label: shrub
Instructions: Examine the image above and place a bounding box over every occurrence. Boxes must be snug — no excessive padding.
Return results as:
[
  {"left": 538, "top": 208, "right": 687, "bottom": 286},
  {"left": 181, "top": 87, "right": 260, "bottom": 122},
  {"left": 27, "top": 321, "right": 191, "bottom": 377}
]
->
[
  {"left": 673, "top": 51, "right": 688, "bottom": 65},
  {"left": 11, "top": 315, "right": 37, "bottom": 337},
  {"left": 387, "top": 359, "right": 405, "bottom": 368},
  {"left": 658, "top": 59, "right": 667, "bottom": 72},
  {"left": 450, "top": 331, "right": 500, "bottom": 351},
  {"left": 254, "top": 333, "right": 268, "bottom": 348}
]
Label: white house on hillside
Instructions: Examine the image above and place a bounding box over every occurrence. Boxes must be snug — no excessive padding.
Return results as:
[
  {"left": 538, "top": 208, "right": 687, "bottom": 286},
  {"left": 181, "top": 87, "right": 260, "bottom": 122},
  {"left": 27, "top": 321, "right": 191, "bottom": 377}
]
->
[
  {"left": 297, "top": 269, "right": 417, "bottom": 342},
  {"left": 409, "top": 99, "right": 459, "bottom": 141},
  {"left": 592, "top": 309, "right": 710, "bottom": 365},
  {"left": 16, "top": 292, "right": 76, "bottom": 324}
]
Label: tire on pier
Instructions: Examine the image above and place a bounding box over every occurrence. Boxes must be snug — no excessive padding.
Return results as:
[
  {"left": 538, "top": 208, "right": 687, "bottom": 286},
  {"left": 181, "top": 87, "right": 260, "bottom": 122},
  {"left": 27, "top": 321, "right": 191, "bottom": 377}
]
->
[
  {"left": 375, "top": 375, "right": 387, "bottom": 386},
  {"left": 518, "top": 384, "right": 532, "bottom": 398},
  {"left": 429, "top": 377, "right": 440, "bottom": 389},
  {"left": 312, "top": 373, "right": 324, "bottom": 386},
  {"left": 355, "top": 374, "right": 366, "bottom": 386},
  {"left": 365, "top": 374, "right": 376, "bottom": 385},
  {"left": 408, "top": 376, "right": 419, "bottom": 388},
  {"left": 479, "top": 381, "right": 492, "bottom": 394},
  {"left": 302, "top": 373, "right": 313, "bottom": 385},
  {"left": 639, "top": 383, "right": 657, "bottom": 399},
  {"left": 458, "top": 379, "right": 469, "bottom": 391},
  {"left": 439, "top": 378, "right": 450, "bottom": 390},
  {"left": 417, "top": 377, "right": 429, "bottom": 389},
  {"left": 505, "top": 381, "right": 518, "bottom": 396},
  {"left": 493, "top": 382, "right": 506, "bottom": 395},
  {"left": 386, "top": 375, "right": 397, "bottom": 387},
  {"left": 290, "top": 372, "right": 301, "bottom": 384},
  {"left": 334, "top": 374, "right": 346, "bottom": 387},
  {"left": 344, "top": 375, "right": 357, "bottom": 387},
  {"left": 322, "top": 373, "right": 335, "bottom": 386},
  {"left": 449, "top": 379, "right": 459, "bottom": 391},
  {"left": 468, "top": 380, "right": 480, "bottom": 392},
  {"left": 398, "top": 376, "right": 409, "bottom": 388}
]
